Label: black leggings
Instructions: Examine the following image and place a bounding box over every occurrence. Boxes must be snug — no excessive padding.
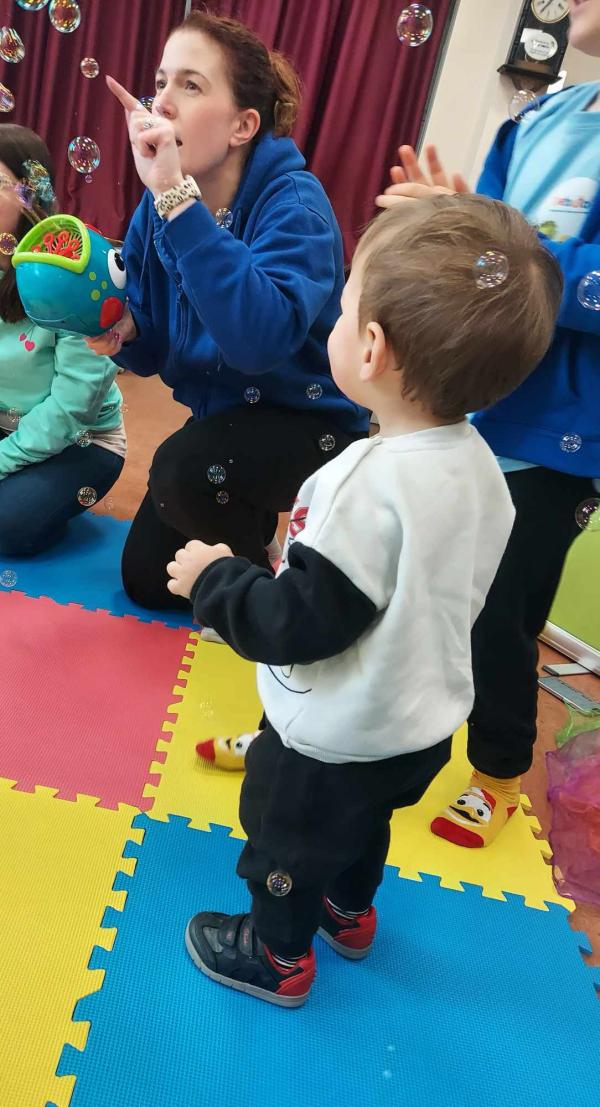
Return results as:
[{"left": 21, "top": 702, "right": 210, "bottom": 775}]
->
[
  {"left": 122, "top": 404, "right": 363, "bottom": 609},
  {"left": 468, "top": 466, "right": 597, "bottom": 778}
]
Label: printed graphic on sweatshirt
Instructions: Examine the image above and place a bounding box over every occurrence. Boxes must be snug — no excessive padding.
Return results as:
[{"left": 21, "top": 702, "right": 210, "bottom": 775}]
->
[
  {"left": 279, "top": 498, "right": 309, "bottom": 571},
  {"left": 535, "top": 175, "right": 598, "bottom": 241}
]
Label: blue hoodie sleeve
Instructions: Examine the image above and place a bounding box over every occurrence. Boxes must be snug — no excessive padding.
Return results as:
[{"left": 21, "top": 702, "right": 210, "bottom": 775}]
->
[
  {"left": 113, "top": 196, "right": 165, "bottom": 378},
  {"left": 476, "top": 119, "right": 518, "bottom": 199},
  {"left": 153, "top": 189, "right": 338, "bottom": 375}
]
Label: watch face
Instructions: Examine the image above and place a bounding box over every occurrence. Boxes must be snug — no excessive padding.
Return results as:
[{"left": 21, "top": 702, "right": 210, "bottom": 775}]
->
[{"left": 531, "top": 0, "right": 569, "bottom": 22}]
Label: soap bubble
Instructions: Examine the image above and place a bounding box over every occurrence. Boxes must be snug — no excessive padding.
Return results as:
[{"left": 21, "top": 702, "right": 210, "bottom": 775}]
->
[
  {"left": 77, "top": 486, "right": 97, "bottom": 507},
  {"left": 577, "top": 271, "right": 600, "bottom": 311},
  {"left": 75, "top": 429, "right": 92, "bottom": 448},
  {"left": 103, "top": 496, "right": 114, "bottom": 511},
  {"left": 7, "top": 408, "right": 20, "bottom": 425},
  {"left": 560, "top": 433, "right": 582, "bottom": 453},
  {"left": 0, "top": 28, "right": 25, "bottom": 63},
  {"left": 319, "top": 434, "right": 336, "bottom": 452},
  {"left": 16, "top": 0, "right": 49, "bottom": 8},
  {"left": 575, "top": 499, "right": 600, "bottom": 532},
  {"left": 0, "top": 83, "right": 15, "bottom": 112},
  {"left": 0, "top": 569, "right": 18, "bottom": 589},
  {"left": 139, "top": 96, "right": 154, "bottom": 110},
  {"left": 80, "top": 57, "right": 99, "bottom": 79},
  {"left": 216, "top": 490, "right": 229, "bottom": 505},
  {"left": 244, "top": 386, "right": 260, "bottom": 404},
  {"left": 207, "top": 464, "right": 226, "bottom": 485},
  {"left": 48, "top": 0, "right": 81, "bottom": 33},
  {"left": 306, "top": 383, "right": 323, "bottom": 400},
  {"left": 15, "top": 181, "right": 35, "bottom": 208},
  {"left": 68, "top": 136, "right": 100, "bottom": 176},
  {"left": 396, "top": 5, "right": 433, "bottom": 47},
  {"left": 509, "top": 90, "right": 539, "bottom": 123},
  {"left": 0, "top": 233, "right": 17, "bottom": 255},
  {"left": 216, "top": 207, "right": 233, "bottom": 229},
  {"left": 473, "top": 250, "right": 509, "bottom": 290}
]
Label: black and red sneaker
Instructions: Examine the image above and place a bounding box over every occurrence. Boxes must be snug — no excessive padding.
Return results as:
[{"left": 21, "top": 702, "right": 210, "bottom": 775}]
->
[
  {"left": 317, "top": 898, "right": 377, "bottom": 960},
  {"left": 185, "top": 911, "right": 315, "bottom": 1008}
]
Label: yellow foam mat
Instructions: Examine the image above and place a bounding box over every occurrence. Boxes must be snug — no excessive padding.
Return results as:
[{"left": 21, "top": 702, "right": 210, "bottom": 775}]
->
[
  {"left": 0, "top": 779, "right": 141, "bottom": 1107},
  {"left": 146, "top": 636, "right": 572, "bottom": 912}
]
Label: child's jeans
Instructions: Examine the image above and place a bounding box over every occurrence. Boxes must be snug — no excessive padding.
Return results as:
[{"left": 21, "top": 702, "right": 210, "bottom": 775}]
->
[
  {"left": 237, "top": 724, "right": 451, "bottom": 958},
  {"left": 0, "top": 437, "right": 124, "bottom": 556}
]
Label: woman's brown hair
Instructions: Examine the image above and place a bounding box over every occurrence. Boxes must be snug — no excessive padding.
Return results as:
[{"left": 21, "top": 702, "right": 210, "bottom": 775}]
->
[
  {"left": 0, "top": 125, "right": 56, "bottom": 324},
  {"left": 175, "top": 11, "right": 302, "bottom": 140}
]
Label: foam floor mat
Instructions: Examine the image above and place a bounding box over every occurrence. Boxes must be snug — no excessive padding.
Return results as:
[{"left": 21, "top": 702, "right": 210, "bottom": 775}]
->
[
  {"left": 149, "top": 635, "right": 572, "bottom": 910},
  {"left": 0, "top": 780, "right": 142, "bottom": 1107},
  {"left": 53, "top": 815, "right": 600, "bottom": 1107},
  {"left": 0, "top": 512, "right": 194, "bottom": 629},
  {"left": 0, "top": 590, "right": 193, "bottom": 809}
]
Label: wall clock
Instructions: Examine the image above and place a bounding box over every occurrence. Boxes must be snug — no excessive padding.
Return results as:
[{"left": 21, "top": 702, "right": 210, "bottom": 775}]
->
[{"left": 499, "top": 0, "right": 570, "bottom": 83}]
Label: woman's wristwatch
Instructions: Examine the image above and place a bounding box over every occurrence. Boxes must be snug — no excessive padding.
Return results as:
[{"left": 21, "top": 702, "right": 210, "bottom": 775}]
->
[{"left": 154, "top": 176, "right": 202, "bottom": 219}]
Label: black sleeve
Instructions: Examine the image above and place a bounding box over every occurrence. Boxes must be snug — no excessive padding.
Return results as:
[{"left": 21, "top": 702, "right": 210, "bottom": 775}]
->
[{"left": 190, "top": 541, "right": 378, "bottom": 665}]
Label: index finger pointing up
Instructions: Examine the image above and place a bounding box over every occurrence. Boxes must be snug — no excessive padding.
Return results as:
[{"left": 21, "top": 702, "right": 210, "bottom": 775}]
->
[{"left": 106, "top": 74, "right": 145, "bottom": 115}]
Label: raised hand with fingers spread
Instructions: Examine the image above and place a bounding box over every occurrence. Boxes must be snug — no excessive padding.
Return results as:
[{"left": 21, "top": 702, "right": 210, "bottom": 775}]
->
[{"left": 375, "top": 144, "right": 469, "bottom": 208}]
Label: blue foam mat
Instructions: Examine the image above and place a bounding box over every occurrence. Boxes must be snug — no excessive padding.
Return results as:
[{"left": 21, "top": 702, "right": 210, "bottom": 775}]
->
[
  {"left": 1, "top": 513, "right": 193, "bottom": 629},
  {"left": 54, "top": 815, "right": 600, "bottom": 1107}
]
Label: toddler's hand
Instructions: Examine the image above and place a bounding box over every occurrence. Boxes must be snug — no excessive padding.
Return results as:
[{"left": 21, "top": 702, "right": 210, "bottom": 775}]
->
[{"left": 167, "top": 540, "right": 233, "bottom": 600}]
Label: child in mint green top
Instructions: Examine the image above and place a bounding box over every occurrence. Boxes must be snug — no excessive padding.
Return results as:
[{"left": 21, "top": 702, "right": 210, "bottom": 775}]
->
[{"left": 0, "top": 125, "right": 125, "bottom": 556}]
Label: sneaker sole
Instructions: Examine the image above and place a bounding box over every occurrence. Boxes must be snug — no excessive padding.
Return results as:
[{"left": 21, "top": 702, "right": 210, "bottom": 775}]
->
[
  {"left": 316, "top": 926, "right": 372, "bottom": 960},
  {"left": 185, "top": 923, "right": 310, "bottom": 1008}
]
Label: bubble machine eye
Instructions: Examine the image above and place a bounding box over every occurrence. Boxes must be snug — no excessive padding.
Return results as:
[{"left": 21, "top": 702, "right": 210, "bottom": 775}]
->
[{"left": 108, "top": 249, "right": 127, "bottom": 289}]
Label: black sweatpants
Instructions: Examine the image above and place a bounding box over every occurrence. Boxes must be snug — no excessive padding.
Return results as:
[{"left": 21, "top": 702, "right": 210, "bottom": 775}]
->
[
  {"left": 237, "top": 725, "right": 451, "bottom": 958},
  {"left": 121, "top": 404, "right": 362, "bottom": 610},
  {"left": 468, "top": 466, "right": 597, "bottom": 779}
]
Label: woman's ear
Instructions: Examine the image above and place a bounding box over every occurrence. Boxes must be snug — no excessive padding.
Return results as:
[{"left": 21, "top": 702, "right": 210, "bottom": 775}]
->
[{"left": 230, "top": 108, "right": 261, "bottom": 148}]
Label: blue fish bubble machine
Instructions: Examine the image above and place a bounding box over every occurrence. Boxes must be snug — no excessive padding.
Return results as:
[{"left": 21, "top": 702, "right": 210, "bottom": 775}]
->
[{"left": 12, "top": 214, "right": 127, "bottom": 337}]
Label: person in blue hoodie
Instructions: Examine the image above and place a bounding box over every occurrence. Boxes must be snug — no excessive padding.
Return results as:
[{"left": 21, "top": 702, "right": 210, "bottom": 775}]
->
[
  {"left": 377, "top": 0, "right": 600, "bottom": 847},
  {"left": 88, "top": 10, "right": 367, "bottom": 616}
]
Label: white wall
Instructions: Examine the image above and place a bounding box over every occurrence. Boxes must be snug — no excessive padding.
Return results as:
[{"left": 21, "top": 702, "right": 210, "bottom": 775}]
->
[{"left": 422, "top": 0, "right": 600, "bottom": 186}]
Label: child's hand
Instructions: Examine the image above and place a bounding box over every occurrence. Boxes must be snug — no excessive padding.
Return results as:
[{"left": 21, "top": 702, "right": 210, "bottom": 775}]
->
[
  {"left": 375, "top": 144, "right": 469, "bottom": 208},
  {"left": 167, "top": 540, "right": 233, "bottom": 600},
  {"left": 84, "top": 309, "right": 137, "bottom": 356}
]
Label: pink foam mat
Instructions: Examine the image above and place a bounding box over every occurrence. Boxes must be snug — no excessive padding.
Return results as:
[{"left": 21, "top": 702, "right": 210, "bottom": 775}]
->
[{"left": 0, "top": 591, "right": 192, "bottom": 808}]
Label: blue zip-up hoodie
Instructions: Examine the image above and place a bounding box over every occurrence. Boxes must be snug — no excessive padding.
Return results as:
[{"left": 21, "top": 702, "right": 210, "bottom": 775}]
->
[
  {"left": 115, "top": 133, "right": 367, "bottom": 435},
  {"left": 472, "top": 85, "right": 600, "bottom": 477}
]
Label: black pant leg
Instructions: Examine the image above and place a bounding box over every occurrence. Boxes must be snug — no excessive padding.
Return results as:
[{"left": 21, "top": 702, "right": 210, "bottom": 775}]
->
[
  {"left": 468, "top": 467, "right": 597, "bottom": 778},
  {"left": 121, "top": 489, "right": 190, "bottom": 610},
  {"left": 237, "top": 727, "right": 451, "bottom": 957}
]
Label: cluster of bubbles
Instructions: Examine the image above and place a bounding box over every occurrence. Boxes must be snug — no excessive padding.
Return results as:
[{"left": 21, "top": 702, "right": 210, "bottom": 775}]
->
[
  {"left": 207, "top": 464, "right": 227, "bottom": 485},
  {"left": 0, "top": 27, "right": 25, "bottom": 63},
  {"left": 68, "top": 136, "right": 101, "bottom": 183},
  {"left": 215, "top": 207, "right": 234, "bottom": 229},
  {"left": 473, "top": 250, "right": 509, "bottom": 290},
  {"left": 0, "top": 569, "right": 18, "bottom": 589},
  {"left": 575, "top": 498, "right": 600, "bottom": 533},
  {"left": 509, "top": 90, "right": 540, "bottom": 123},
  {"left": 48, "top": 0, "right": 81, "bottom": 34},
  {"left": 80, "top": 56, "right": 99, "bottom": 79},
  {"left": 319, "top": 433, "right": 336, "bottom": 452},
  {"left": 0, "top": 82, "right": 15, "bottom": 112},
  {"left": 0, "top": 232, "right": 18, "bottom": 256},
  {"left": 77, "top": 486, "right": 97, "bottom": 507},
  {"left": 560, "top": 433, "right": 582, "bottom": 453},
  {"left": 577, "top": 272, "right": 600, "bottom": 311},
  {"left": 396, "top": 4, "right": 433, "bottom": 47}
]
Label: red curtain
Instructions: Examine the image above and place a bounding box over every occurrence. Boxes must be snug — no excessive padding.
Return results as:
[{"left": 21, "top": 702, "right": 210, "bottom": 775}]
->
[
  {"left": 0, "top": 0, "right": 183, "bottom": 239},
  {"left": 210, "top": 0, "right": 457, "bottom": 256},
  {"left": 0, "top": 0, "right": 455, "bottom": 253}
]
